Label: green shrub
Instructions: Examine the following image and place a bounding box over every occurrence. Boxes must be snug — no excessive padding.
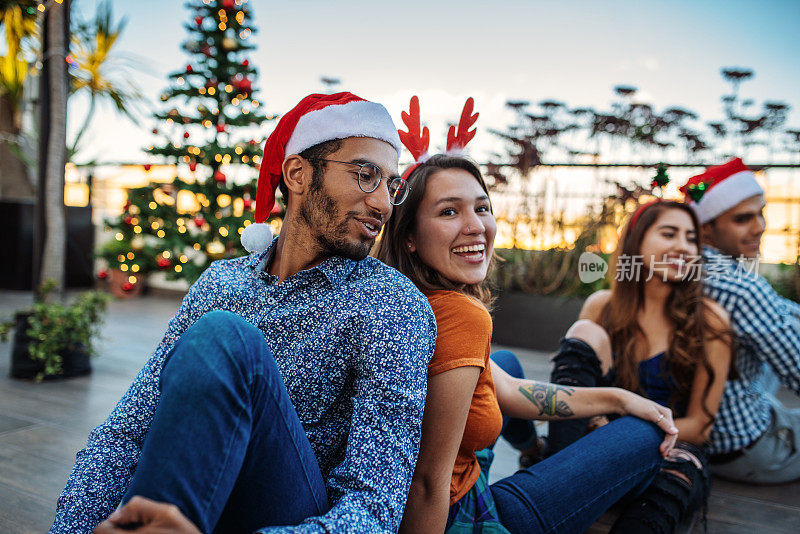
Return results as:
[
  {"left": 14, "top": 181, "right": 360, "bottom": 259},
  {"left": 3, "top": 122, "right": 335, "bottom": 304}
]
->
[{"left": 0, "top": 280, "right": 111, "bottom": 381}]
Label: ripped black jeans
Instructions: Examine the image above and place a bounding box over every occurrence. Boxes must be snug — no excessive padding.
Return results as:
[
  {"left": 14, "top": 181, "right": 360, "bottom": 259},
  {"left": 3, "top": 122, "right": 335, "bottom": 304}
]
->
[{"left": 548, "top": 338, "right": 711, "bottom": 533}]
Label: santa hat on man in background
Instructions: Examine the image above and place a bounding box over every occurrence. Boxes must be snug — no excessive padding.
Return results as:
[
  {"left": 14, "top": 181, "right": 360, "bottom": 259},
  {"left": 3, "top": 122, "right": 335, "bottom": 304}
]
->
[
  {"left": 241, "top": 92, "right": 402, "bottom": 253},
  {"left": 679, "top": 157, "right": 764, "bottom": 225}
]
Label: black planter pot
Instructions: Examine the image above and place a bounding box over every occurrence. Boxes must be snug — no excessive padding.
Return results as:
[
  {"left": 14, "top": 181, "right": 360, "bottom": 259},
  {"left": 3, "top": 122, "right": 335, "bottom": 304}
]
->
[
  {"left": 9, "top": 312, "right": 92, "bottom": 380},
  {"left": 492, "top": 291, "right": 585, "bottom": 352}
]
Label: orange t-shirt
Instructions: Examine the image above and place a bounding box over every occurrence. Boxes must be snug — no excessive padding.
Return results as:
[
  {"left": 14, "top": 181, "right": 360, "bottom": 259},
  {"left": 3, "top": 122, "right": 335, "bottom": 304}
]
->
[{"left": 424, "top": 290, "right": 503, "bottom": 505}]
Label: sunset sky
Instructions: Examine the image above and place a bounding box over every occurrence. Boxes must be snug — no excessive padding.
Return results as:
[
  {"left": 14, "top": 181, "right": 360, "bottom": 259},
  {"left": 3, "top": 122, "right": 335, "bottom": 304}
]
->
[
  {"left": 60, "top": 0, "right": 800, "bottom": 262},
  {"left": 66, "top": 0, "right": 800, "bottom": 163}
]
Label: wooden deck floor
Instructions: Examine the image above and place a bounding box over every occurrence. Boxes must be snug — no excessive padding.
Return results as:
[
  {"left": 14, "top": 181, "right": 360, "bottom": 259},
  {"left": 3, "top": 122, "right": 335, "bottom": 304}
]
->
[{"left": 1, "top": 291, "right": 798, "bottom": 533}]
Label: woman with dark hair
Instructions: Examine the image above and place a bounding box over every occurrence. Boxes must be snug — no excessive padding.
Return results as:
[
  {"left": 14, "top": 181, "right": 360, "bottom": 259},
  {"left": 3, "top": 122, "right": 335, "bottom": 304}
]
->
[
  {"left": 374, "top": 97, "right": 682, "bottom": 534},
  {"left": 548, "top": 199, "right": 733, "bottom": 532}
]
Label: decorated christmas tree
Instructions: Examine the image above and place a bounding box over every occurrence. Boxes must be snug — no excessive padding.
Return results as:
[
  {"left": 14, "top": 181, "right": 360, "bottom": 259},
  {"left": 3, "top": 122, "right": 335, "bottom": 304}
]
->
[{"left": 99, "top": 0, "right": 278, "bottom": 291}]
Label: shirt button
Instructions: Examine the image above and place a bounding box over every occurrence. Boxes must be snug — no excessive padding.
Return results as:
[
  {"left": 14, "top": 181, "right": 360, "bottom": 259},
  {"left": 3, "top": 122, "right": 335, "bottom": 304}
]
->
[{"left": 267, "top": 297, "right": 276, "bottom": 305}]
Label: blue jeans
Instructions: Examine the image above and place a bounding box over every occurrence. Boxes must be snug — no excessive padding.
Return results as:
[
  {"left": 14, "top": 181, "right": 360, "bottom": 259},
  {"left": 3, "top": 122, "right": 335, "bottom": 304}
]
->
[
  {"left": 491, "top": 350, "right": 539, "bottom": 450},
  {"left": 122, "top": 311, "right": 329, "bottom": 533},
  {"left": 489, "top": 351, "right": 663, "bottom": 533}
]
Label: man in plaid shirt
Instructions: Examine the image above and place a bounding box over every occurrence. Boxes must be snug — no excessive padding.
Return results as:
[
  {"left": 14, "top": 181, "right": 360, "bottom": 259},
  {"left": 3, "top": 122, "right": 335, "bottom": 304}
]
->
[{"left": 681, "top": 158, "right": 800, "bottom": 483}]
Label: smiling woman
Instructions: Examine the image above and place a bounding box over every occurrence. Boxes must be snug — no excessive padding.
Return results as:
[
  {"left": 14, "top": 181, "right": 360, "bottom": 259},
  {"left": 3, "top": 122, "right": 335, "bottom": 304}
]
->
[
  {"left": 547, "top": 199, "right": 735, "bottom": 532},
  {"left": 375, "top": 150, "right": 678, "bottom": 534},
  {"left": 375, "top": 154, "right": 497, "bottom": 306},
  {"left": 373, "top": 96, "right": 680, "bottom": 534},
  {"left": 408, "top": 167, "right": 496, "bottom": 286}
]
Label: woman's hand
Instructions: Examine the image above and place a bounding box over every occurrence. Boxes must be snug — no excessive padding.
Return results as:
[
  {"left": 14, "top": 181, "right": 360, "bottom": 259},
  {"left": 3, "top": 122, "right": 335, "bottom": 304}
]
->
[{"left": 617, "top": 389, "right": 678, "bottom": 457}]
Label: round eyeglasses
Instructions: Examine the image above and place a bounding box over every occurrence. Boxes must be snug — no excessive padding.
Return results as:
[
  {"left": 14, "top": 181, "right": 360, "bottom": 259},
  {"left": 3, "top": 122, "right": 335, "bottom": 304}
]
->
[{"left": 312, "top": 158, "right": 410, "bottom": 205}]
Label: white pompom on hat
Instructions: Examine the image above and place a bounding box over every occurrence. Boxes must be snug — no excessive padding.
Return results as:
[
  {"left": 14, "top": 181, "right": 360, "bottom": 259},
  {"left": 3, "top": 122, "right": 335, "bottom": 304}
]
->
[
  {"left": 679, "top": 158, "right": 764, "bottom": 224},
  {"left": 241, "top": 92, "right": 402, "bottom": 253}
]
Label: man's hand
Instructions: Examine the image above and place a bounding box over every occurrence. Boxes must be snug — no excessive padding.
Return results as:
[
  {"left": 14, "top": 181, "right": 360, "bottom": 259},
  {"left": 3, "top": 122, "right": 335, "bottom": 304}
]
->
[
  {"left": 93, "top": 496, "right": 201, "bottom": 534},
  {"left": 618, "top": 389, "right": 679, "bottom": 457}
]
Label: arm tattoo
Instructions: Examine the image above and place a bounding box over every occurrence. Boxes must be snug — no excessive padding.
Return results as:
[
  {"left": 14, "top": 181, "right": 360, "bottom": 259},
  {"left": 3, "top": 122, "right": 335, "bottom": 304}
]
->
[{"left": 518, "top": 382, "right": 575, "bottom": 417}]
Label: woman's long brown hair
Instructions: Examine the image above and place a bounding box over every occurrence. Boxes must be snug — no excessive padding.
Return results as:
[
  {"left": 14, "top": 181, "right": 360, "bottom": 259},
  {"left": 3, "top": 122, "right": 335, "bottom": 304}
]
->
[
  {"left": 373, "top": 154, "right": 496, "bottom": 308},
  {"left": 600, "top": 200, "right": 734, "bottom": 429}
]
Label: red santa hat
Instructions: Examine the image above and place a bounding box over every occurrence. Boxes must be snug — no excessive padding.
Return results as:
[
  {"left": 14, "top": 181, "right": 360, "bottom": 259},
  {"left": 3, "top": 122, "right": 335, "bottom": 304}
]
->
[
  {"left": 241, "top": 92, "right": 402, "bottom": 253},
  {"left": 679, "top": 157, "right": 764, "bottom": 224}
]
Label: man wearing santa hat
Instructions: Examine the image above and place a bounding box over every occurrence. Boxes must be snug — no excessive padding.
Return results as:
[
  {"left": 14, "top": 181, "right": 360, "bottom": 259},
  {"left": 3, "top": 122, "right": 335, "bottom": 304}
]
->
[
  {"left": 681, "top": 158, "right": 800, "bottom": 484},
  {"left": 51, "top": 93, "right": 437, "bottom": 533}
]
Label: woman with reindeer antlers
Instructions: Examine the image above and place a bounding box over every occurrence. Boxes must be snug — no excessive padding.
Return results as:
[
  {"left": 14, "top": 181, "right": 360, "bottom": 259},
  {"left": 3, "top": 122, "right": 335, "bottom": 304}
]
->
[{"left": 375, "top": 97, "right": 681, "bottom": 533}]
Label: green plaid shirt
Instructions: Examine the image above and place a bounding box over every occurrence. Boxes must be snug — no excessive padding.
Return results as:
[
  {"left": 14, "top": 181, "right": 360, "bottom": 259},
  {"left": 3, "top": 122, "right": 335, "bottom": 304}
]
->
[{"left": 446, "top": 449, "right": 511, "bottom": 533}]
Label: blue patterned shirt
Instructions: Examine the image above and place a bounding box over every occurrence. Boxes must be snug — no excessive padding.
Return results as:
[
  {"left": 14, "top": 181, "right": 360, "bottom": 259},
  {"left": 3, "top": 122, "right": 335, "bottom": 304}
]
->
[
  {"left": 50, "top": 240, "right": 436, "bottom": 533},
  {"left": 702, "top": 246, "right": 800, "bottom": 455}
]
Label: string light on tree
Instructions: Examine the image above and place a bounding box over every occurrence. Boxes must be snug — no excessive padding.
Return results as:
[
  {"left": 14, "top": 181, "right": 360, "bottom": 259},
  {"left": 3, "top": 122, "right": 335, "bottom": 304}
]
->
[{"left": 100, "top": 0, "right": 274, "bottom": 287}]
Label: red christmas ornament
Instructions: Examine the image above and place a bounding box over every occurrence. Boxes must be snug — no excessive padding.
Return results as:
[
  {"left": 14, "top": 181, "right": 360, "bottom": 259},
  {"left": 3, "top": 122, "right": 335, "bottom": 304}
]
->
[
  {"left": 238, "top": 77, "right": 252, "bottom": 93},
  {"left": 185, "top": 64, "right": 193, "bottom": 73},
  {"left": 122, "top": 281, "right": 135, "bottom": 292},
  {"left": 248, "top": 139, "right": 257, "bottom": 145},
  {"left": 214, "top": 170, "right": 226, "bottom": 183},
  {"left": 123, "top": 216, "right": 133, "bottom": 225},
  {"left": 97, "top": 269, "right": 108, "bottom": 279},
  {"left": 194, "top": 16, "right": 203, "bottom": 26},
  {"left": 152, "top": 128, "right": 158, "bottom": 134},
  {"left": 183, "top": 131, "right": 190, "bottom": 139},
  {"left": 189, "top": 160, "right": 197, "bottom": 172},
  {"left": 194, "top": 215, "right": 205, "bottom": 227},
  {"left": 202, "top": 44, "right": 212, "bottom": 57},
  {"left": 216, "top": 123, "right": 226, "bottom": 133},
  {"left": 242, "top": 197, "right": 253, "bottom": 209},
  {"left": 143, "top": 164, "right": 152, "bottom": 171},
  {"left": 157, "top": 257, "right": 172, "bottom": 269},
  {"left": 242, "top": 59, "right": 249, "bottom": 67},
  {"left": 222, "top": 0, "right": 235, "bottom": 10}
]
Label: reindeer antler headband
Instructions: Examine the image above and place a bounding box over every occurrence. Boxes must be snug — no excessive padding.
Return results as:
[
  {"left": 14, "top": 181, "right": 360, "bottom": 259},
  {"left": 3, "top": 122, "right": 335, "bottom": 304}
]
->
[
  {"left": 398, "top": 96, "right": 479, "bottom": 180},
  {"left": 446, "top": 97, "right": 479, "bottom": 154}
]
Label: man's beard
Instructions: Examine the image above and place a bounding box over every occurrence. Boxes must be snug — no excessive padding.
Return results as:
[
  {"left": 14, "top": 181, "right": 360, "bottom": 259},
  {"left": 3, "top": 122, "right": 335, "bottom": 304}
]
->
[{"left": 298, "top": 185, "right": 375, "bottom": 261}]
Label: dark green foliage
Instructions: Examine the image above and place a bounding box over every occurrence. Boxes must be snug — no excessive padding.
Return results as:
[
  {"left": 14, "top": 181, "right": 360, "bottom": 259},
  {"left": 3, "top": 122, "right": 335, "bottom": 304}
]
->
[
  {"left": 491, "top": 218, "right": 612, "bottom": 298},
  {"left": 764, "top": 261, "right": 800, "bottom": 303},
  {"left": 0, "top": 280, "right": 111, "bottom": 381}
]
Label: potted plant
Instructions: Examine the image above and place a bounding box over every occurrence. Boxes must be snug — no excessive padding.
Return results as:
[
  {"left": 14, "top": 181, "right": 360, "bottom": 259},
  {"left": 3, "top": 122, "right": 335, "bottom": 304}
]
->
[
  {"left": 0, "top": 280, "right": 111, "bottom": 381},
  {"left": 489, "top": 215, "right": 613, "bottom": 351},
  {"left": 490, "top": 247, "right": 590, "bottom": 352}
]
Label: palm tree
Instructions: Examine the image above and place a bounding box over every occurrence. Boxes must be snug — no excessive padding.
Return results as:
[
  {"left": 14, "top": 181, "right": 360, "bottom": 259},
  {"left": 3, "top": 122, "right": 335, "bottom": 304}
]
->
[
  {"left": 68, "top": 0, "right": 142, "bottom": 160},
  {"left": 39, "top": 0, "right": 69, "bottom": 299},
  {"left": 0, "top": 0, "right": 38, "bottom": 199}
]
